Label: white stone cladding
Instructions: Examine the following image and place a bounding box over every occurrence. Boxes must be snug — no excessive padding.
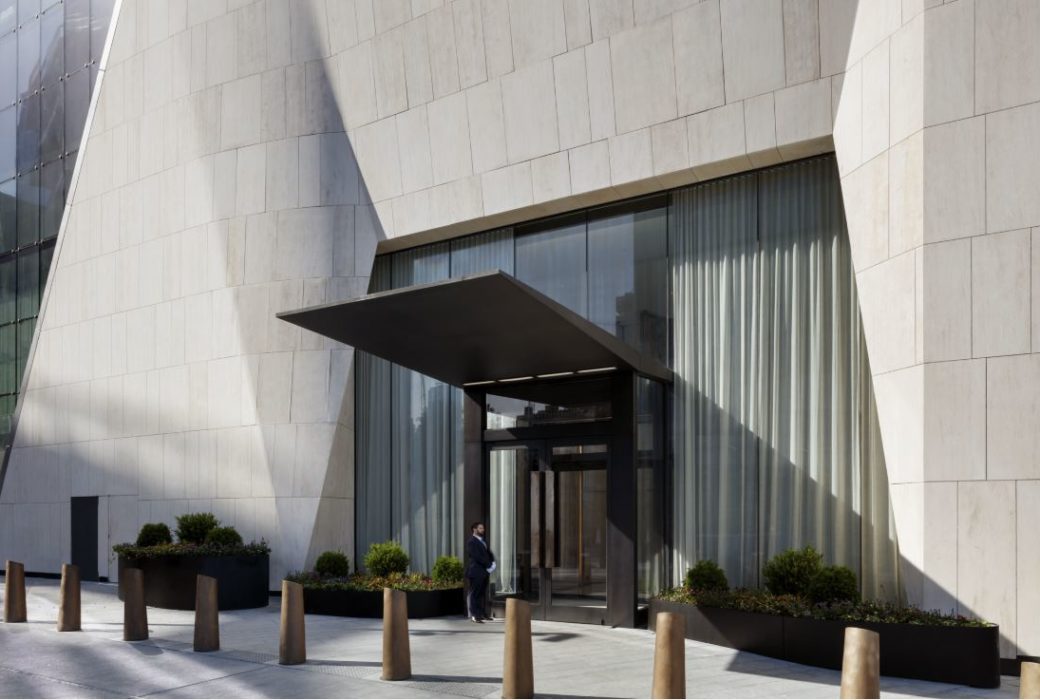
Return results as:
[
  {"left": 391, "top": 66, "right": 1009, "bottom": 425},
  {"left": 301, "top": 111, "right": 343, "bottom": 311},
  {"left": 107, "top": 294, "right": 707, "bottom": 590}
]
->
[{"left": 0, "top": 0, "right": 1036, "bottom": 660}]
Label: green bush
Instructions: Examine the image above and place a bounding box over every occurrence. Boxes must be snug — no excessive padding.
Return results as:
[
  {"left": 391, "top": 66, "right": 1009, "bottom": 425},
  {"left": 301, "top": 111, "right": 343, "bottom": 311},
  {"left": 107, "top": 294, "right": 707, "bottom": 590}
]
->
[
  {"left": 363, "top": 541, "right": 409, "bottom": 577},
  {"left": 175, "top": 512, "right": 220, "bottom": 544},
  {"left": 683, "top": 560, "right": 729, "bottom": 592},
  {"left": 135, "top": 522, "right": 173, "bottom": 547},
  {"left": 762, "top": 546, "right": 822, "bottom": 596},
  {"left": 204, "top": 526, "right": 243, "bottom": 547},
  {"left": 431, "top": 555, "right": 464, "bottom": 583},
  {"left": 808, "top": 565, "right": 859, "bottom": 604},
  {"left": 315, "top": 550, "right": 351, "bottom": 578}
]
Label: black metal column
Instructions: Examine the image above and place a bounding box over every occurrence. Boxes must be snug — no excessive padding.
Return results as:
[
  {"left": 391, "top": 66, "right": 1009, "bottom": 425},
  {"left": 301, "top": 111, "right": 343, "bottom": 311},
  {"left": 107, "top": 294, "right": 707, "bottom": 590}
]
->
[
  {"left": 607, "top": 372, "right": 636, "bottom": 627},
  {"left": 462, "top": 389, "right": 486, "bottom": 549}
]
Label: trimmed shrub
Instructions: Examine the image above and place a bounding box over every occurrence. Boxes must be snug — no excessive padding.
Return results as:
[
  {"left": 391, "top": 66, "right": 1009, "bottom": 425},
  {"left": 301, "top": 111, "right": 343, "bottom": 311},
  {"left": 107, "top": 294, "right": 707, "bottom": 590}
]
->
[
  {"left": 808, "top": 565, "right": 859, "bottom": 604},
  {"left": 175, "top": 512, "right": 220, "bottom": 544},
  {"left": 135, "top": 522, "right": 173, "bottom": 547},
  {"left": 431, "top": 555, "right": 464, "bottom": 583},
  {"left": 684, "top": 560, "right": 729, "bottom": 592},
  {"left": 762, "top": 546, "right": 822, "bottom": 596},
  {"left": 363, "top": 541, "right": 409, "bottom": 577},
  {"left": 315, "top": 550, "right": 351, "bottom": 578},
  {"left": 204, "top": 526, "right": 243, "bottom": 547}
]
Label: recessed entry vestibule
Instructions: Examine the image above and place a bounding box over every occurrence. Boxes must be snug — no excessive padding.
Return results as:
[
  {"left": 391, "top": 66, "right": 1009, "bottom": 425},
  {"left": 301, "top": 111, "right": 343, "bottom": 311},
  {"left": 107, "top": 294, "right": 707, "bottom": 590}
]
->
[{"left": 279, "top": 270, "right": 671, "bottom": 628}]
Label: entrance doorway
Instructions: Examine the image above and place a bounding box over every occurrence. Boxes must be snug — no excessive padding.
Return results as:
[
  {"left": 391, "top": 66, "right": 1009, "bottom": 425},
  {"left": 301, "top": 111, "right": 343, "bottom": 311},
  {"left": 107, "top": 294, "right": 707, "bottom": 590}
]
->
[{"left": 486, "top": 439, "right": 609, "bottom": 624}]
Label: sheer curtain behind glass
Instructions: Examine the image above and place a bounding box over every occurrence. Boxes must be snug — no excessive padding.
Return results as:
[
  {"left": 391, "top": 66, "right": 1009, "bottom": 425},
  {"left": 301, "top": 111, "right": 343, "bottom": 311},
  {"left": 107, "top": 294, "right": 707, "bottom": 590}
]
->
[
  {"left": 390, "top": 244, "right": 455, "bottom": 571},
  {"left": 670, "top": 156, "right": 900, "bottom": 601}
]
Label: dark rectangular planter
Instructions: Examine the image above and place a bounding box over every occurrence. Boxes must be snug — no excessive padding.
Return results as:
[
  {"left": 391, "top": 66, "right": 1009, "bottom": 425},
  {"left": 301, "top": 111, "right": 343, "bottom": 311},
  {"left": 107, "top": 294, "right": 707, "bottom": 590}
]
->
[
  {"left": 117, "top": 554, "right": 270, "bottom": 610},
  {"left": 649, "top": 600, "right": 1000, "bottom": 689},
  {"left": 302, "top": 586, "right": 465, "bottom": 618}
]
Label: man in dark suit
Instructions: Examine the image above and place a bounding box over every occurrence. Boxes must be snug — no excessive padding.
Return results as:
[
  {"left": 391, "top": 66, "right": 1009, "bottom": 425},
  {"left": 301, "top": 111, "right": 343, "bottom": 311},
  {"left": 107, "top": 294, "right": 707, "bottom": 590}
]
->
[{"left": 465, "top": 521, "right": 496, "bottom": 623}]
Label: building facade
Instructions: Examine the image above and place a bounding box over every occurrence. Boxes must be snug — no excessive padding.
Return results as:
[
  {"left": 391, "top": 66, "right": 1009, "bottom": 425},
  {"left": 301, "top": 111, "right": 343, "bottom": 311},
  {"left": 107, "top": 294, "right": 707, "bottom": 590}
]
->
[{"left": 0, "top": 0, "right": 1038, "bottom": 664}]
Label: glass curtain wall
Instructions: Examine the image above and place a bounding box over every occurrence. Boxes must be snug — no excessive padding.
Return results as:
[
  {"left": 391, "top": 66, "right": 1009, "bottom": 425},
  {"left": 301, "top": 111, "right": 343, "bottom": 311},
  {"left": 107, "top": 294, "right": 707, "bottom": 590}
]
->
[
  {"left": 356, "top": 156, "right": 898, "bottom": 600},
  {"left": 0, "top": 0, "right": 114, "bottom": 442},
  {"left": 670, "top": 156, "right": 900, "bottom": 601},
  {"left": 355, "top": 231, "right": 513, "bottom": 573}
]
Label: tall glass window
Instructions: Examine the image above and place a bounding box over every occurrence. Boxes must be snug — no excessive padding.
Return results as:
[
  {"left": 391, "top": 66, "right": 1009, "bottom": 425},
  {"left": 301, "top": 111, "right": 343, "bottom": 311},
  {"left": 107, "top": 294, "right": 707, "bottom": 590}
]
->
[
  {"left": 356, "top": 155, "right": 898, "bottom": 599},
  {"left": 670, "top": 156, "right": 900, "bottom": 601},
  {"left": 0, "top": 0, "right": 114, "bottom": 442}
]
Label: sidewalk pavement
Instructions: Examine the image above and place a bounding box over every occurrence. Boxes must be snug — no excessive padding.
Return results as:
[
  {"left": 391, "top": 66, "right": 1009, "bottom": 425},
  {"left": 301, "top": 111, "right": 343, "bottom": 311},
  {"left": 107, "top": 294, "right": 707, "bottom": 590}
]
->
[{"left": 0, "top": 576, "right": 1020, "bottom": 698}]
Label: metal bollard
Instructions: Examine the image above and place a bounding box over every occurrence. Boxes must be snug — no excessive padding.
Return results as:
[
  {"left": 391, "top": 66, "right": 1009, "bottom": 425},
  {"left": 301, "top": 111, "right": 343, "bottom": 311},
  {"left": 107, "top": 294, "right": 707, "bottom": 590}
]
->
[
  {"left": 122, "top": 567, "right": 149, "bottom": 641},
  {"left": 502, "top": 598, "right": 534, "bottom": 699},
  {"left": 651, "top": 612, "right": 686, "bottom": 699},
  {"left": 193, "top": 574, "right": 220, "bottom": 652},
  {"left": 1021, "top": 661, "right": 1040, "bottom": 699},
  {"left": 57, "top": 563, "right": 81, "bottom": 632},
  {"left": 839, "top": 627, "right": 880, "bottom": 699},
  {"left": 279, "top": 580, "right": 306, "bottom": 665},
  {"left": 381, "top": 588, "right": 411, "bottom": 680}
]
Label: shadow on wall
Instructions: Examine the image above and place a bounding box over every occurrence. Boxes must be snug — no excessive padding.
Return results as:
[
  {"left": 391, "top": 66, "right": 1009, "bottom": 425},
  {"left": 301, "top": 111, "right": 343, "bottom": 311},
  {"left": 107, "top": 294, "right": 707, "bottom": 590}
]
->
[{"left": 0, "top": 0, "right": 389, "bottom": 586}]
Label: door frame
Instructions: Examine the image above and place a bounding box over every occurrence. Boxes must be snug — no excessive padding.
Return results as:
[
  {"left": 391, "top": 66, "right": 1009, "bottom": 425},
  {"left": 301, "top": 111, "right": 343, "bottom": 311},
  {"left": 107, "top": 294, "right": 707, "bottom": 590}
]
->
[
  {"left": 483, "top": 436, "right": 613, "bottom": 625},
  {"left": 463, "top": 371, "right": 638, "bottom": 628}
]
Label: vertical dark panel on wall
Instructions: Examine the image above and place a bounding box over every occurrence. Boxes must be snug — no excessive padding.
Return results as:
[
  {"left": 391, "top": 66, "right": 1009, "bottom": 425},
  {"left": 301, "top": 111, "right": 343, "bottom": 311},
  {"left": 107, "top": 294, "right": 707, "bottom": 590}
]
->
[
  {"left": 607, "top": 372, "right": 636, "bottom": 627},
  {"left": 70, "top": 495, "right": 98, "bottom": 581},
  {"left": 462, "top": 389, "right": 485, "bottom": 557}
]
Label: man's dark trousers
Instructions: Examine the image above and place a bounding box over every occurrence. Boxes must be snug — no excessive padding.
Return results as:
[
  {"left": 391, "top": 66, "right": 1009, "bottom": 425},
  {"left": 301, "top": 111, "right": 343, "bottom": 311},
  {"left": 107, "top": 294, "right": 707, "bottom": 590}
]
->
[
  {"left": 465, "top": 534, "right": 495, "bottom": 619},
  {"left": 467, "top": 572, "right": 488, "bottom": 619}
]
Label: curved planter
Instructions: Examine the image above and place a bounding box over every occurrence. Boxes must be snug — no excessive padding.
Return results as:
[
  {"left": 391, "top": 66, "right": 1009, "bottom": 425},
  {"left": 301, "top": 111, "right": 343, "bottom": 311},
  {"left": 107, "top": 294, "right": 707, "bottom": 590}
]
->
[
  {"left": 648, "top": 599, "right": 1000, "bottom": 689},
  {"left": 117, "top": 554, "right": 270, "bottom": 610},
  {"left": 302, "top": 586, "right": 465, "bottom": 618}
]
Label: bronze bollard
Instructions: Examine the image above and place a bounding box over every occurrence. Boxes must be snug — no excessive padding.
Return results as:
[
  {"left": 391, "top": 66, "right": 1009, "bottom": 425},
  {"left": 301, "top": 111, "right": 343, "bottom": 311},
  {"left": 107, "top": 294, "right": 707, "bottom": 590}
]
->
[
  {"left": 3, "top": 560, "right": 26, "bottom": 623},
  {"left": 651, "top": 612, "right": 686, "bottom": 699},
  {"left": 279, "top": 580, "right": 306, "bottom": 665},
  {"left": 381, "top": 588, "right": 411, "bottom": 680},
  {"left": 502, "top": 598, "right": 534, "bottom": 699},
  {"left": 839, "top": 627, "right": 880, "bottom": 699},
  {"left": 122, "top": 567, "right": 148, "bottom": 641},
  {"left": 57, "top": 563, "right": 81, "bottom": 631},
  {"left": 1021, "top": 661, "right": 1040, "bottom": 699},
  {"left": 193, "top": 574, "right": 220, "bottom": 652}
]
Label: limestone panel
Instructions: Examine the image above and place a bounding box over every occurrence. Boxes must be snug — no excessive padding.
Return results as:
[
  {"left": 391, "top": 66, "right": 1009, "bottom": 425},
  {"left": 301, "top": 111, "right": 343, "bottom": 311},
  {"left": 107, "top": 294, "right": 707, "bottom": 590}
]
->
[
  {"left": 508, "top": 0, "right": 566, "bottom": 68},
  {"left": 585, "top": 39, "right": 616, "bottom": 141},
  {"left": 467, "top": 79, "right": 508, "bottom": 174},
  {"left": 923, "top": 0, "right": 973, "bottom": 127},
  {"left": 1018, "top": 481, "right": 1040, "bottom": 655},
  {"left": 923, "top": 360, "right": 986, "bottom": 482},
  {"left": 920, "top": 239, "right": 970, "bottom": 362},
  {"left": 986, "top": 101, "right": 1040, "bottom": 235},
  {"left": 672, "top": 0, "right": 725, "bottom": 118},
  {"left": 971, "top": 229, "right": 1031, "bottom": 358},
  {"left": 923, "top": 117, "right": 984, "bottom": 243},
  {"left": 428, "top": 92, "right": 474, "bottom": 185},
  {"left": 501, "top": 61, "right": 559, "bottom": 164},
  {"left": 554, "top": 49, "right": 592, "bottom": 150},
  {"left": 782, "top": 0, "right": 820, "bottom": 85},
  {"left": 687, "top": 102, "right": 748, "bottom": 180},
  {"left": 957, "top": 480, "right": 1017, "bottom": 657},
  {"left": 988, "top": 354, "right": 1040, "bottom": 481},
  {"left": 609, "top": 20, "right": 677, "bottom": 134},
  {"left": 396, "top": 106, "right": 434, "bottom": 193},
  {"left": 975, "top": 0, "right": 1040, "bottom": 114},
  {"left": 719, "top": 0, "right": 786, "bottom": 102}
]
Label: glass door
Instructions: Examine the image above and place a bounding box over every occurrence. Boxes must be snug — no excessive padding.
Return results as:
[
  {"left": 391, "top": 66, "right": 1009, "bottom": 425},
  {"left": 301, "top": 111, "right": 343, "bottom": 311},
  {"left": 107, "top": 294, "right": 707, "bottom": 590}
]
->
[{"left": 487, "top": 439, "right": 610, "bottom": 624}]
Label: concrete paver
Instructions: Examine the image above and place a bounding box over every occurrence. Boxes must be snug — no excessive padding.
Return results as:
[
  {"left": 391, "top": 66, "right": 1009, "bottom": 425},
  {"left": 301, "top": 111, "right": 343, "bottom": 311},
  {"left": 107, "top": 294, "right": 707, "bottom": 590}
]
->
[{"left": 0, "top": 576, "right": 1021, "bottom": 698}]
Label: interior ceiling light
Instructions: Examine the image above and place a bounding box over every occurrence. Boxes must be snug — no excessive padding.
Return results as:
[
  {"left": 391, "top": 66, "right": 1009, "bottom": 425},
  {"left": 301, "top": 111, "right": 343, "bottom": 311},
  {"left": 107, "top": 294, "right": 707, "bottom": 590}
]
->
[
  {"left": 463, "top": 380, "right": 496, "bottom": 386},
  {"left": 498, "top": 375, "right": 535, "bottom": 383},
  {"left": 577, "top": 366, "right": 617, "bottom": 374},
  {"left": 536, "top": 371, "right": 575, "bottom": 379}
]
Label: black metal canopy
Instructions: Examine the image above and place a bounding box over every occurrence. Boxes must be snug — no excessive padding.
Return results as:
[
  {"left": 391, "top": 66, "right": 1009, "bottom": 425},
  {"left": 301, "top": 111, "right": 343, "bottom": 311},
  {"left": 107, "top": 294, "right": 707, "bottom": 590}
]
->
[{"left": 276, "top": 271, "right": 671, "bottom": 386}]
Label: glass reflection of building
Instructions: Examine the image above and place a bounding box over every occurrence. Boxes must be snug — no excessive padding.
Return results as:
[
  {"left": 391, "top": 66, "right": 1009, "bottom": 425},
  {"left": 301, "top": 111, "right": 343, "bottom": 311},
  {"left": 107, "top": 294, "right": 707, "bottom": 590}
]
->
[
  {"left": 0, "top": 0, "right": 114, "bottom": 441},
  {"left": 356, "top": 155, "right": 901, "bottom": 602}
]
